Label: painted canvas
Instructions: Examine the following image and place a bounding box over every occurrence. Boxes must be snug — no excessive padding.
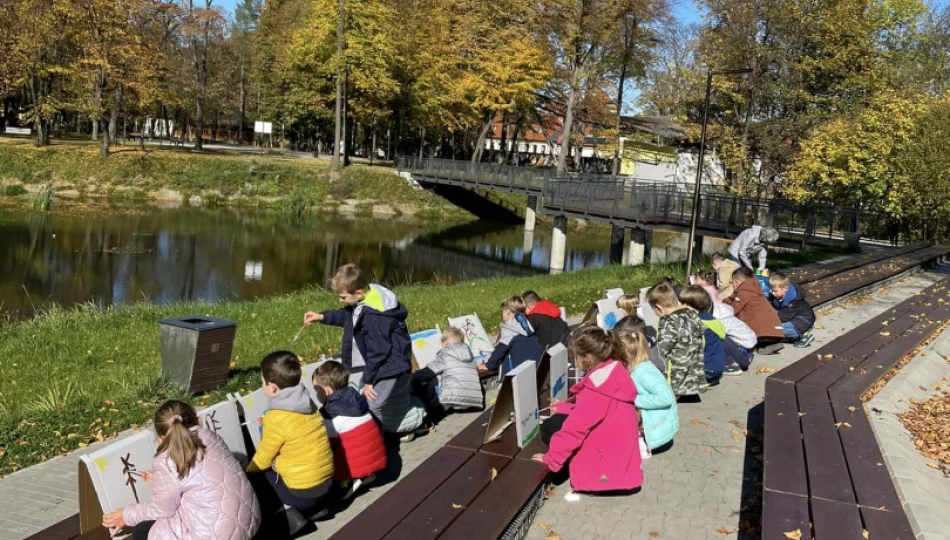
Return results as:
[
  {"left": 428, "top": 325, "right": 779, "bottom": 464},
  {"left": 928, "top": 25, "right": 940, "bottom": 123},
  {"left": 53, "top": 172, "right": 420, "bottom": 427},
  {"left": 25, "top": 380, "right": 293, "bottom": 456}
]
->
[
  {"left": 604, "top": 288, "right": 625, "bottom": 299},
  {"left": 198, "top": 399, "right": 247, "bottom": 464},
  {"left": 547, "top": 343, "right": 569, "bottom": 403},
  {"left": 80, "top": 430, "right": 158, "bottom": 513},
  {"left": 301, "top": 358, "right": 363, "bottom": 407},
  {"left": 235, "top": 388, "right": 269, "bottom": 450},
  {"left": 595, "top": 297, "right": 624, "bottom": 330},
  {"left": 448, "top": 314, "right": 494, "bottom": 363},
  {"left": 410, "top": 327, "right": 441, "bottom": 370},
  {"left": 510, "top": 361, "right": 540, "bottom": 448},
  {"left": 639, "top": 286, "right": 660, "bottom": 333}
]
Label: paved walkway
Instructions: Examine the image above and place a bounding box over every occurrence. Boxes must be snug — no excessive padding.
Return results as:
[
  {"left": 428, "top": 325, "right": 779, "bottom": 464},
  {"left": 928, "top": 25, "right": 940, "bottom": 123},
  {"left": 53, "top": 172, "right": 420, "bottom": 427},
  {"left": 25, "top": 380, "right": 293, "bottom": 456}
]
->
[{"left": 1, "top": 270, "right": 945, "bottom": 540}]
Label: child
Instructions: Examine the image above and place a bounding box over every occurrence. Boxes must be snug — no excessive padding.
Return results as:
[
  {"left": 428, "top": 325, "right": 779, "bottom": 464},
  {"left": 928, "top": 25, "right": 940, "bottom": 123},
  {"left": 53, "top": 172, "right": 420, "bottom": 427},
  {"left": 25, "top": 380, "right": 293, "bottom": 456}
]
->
[
  {"left": 411, "top": 327, "right": 484, "bottom": 412},
  {"left": 522, "top": 290, "right": 570, "bottom": 351},
  {"left": 247, "top": 351, "right": 334, "bottom": 533},
  {"left": 723, "top": 267, "right": 785, "bottom": 354},
  {"left": 312, "top": 361, "right": 387, "bottom": 500},
  {"left": 656, "top": 275, "right": 681, "bottom": 296},
  {"left": 647, "top": 284, "right": 706, "bottom": 397},
  {"left": 613, "top": 315, "right": 664, "bottom": 374},
  {"left": 483, "top": 295, "right": 543, "bottom": 376},
  {"left": 679, "top": 285, "right": 727, "bottom": 383},
  {"left": 716, "top": 306, "right": 758, "bottom": 375},
  {"left": 531, "top": 326, "right": 642, "bottom": 497},
  {"left": 618, "top": 329, "right": 678, "bottom": 453},
  {"left": 769, "top": 272, "right": 817, "bottom": 348},
  {"left": 304, "top": 263, "right": 425, "bottom": 436},
  {"left": 616, "top": 294, "right": 640, "bottom": 318},
  {"left": 693, "top": 270, "right": 721, "bottom": 303},
  {"left": 711, "top": 253, "right": 740, "bottom": 298},
  {"left": 103, "top": 400, "right": 261, "bottom": 540}
]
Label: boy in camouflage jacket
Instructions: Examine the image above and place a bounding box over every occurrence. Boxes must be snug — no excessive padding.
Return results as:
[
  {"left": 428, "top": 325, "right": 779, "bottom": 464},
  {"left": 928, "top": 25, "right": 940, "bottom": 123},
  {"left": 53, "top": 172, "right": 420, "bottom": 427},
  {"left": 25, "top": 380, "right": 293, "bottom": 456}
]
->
[{"left": 647, "top": 283, "right": 706, "bottom": 397}]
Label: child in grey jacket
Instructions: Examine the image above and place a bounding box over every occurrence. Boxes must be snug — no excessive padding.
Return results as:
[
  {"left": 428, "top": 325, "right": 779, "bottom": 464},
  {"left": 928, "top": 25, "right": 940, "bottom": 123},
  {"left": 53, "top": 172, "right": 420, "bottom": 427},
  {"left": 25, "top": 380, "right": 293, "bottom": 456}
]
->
[{"left": 411, "top": 328, "right": 484, "bottom": 413}]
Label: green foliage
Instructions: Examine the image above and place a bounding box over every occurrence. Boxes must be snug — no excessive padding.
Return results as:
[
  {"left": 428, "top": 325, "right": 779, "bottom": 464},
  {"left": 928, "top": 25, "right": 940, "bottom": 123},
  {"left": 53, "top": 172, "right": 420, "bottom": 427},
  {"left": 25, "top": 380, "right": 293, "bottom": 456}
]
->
[
  {"left": 4, "top": 184, "right": 27, "bottom": 197},
  {"left": 28, "top": 184, "right": 55, "bottom": 211}
]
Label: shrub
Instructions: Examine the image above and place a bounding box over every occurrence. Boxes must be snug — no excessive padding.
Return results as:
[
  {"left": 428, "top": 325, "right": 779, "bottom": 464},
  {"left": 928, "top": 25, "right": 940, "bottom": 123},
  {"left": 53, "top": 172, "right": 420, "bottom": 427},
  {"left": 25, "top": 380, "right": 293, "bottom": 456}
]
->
[{"left": 4, "top": 184, "right": 27, "bottom": 196}]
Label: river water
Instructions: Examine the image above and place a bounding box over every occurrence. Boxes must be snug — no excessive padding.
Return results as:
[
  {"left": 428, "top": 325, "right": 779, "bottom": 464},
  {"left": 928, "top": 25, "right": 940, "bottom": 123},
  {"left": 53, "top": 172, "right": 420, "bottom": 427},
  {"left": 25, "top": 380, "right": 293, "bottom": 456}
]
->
[{"left": 0, "top": 204, "right": 619, "bottom": 319}]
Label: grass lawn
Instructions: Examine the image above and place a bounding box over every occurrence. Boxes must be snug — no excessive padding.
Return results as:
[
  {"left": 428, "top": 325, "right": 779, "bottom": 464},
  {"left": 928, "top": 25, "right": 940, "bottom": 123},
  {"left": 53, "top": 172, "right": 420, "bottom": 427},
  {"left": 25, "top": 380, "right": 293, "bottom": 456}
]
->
[{"left": 0, "top": 246, "right": 842, "bottom": 475}]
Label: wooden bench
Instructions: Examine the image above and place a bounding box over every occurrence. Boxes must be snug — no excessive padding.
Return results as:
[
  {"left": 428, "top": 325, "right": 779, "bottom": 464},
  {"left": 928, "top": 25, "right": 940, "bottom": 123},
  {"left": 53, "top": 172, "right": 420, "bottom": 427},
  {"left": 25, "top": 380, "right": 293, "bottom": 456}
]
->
[
  {"left": 23, "top": 515, "right": 109, "bottom": 540},
  {"left": 762, "top": 278, "right": 950, "bottom": 540},
  {"left": 788, "top": 242, "right": 927, "bottom": 285}
]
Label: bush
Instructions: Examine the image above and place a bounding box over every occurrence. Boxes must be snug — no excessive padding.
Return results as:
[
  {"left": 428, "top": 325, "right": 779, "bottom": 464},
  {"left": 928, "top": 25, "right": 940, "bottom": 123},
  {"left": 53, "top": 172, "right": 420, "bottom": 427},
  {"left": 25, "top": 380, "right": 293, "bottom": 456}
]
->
[{"left": 4, "top": 184, "right": 27, "bottom": 196}]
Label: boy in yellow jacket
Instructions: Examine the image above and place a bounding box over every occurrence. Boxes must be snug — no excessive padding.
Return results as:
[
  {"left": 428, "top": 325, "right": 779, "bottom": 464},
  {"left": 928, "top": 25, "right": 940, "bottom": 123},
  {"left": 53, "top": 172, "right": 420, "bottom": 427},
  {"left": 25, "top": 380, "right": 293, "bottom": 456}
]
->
[{"left": 248, "top": 351, "right": 333, "bottom": 533}]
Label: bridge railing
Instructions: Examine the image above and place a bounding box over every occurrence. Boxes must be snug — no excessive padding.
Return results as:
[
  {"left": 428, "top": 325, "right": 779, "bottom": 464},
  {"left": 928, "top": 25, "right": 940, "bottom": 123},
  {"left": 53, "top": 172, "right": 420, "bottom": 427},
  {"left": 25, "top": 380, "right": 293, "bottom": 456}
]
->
[{"left": 398, "top": 156, "right": 557, "bottom": 193}]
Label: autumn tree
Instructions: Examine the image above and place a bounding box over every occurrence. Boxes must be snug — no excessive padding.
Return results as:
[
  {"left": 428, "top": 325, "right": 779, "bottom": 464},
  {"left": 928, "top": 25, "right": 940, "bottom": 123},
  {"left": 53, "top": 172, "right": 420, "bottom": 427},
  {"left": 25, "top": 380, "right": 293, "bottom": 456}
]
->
[{"left": 182, "top": 0, "right": 225, "bottom": 150}]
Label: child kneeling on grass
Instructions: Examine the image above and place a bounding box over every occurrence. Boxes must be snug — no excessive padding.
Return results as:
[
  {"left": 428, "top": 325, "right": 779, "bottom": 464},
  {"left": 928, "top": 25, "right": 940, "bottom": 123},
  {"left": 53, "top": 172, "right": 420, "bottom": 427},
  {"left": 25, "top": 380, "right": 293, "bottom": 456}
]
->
[
  {"left": 532, "top": 326, "right": 643, "bottom": 500},
  {"left": 313, "top": 361, "right": 387, "bottom": 501},
  {"left": 411, "top": 327, "right": 484, "bottom": 414},
  {"left": 103, "top": 400, "right": 261, "bottom": 540},
  {"left": 769, "top": 272, "right": 816, "bottom": 348},
  {"left": 618, "top": 329, "right": 678, "bottom": 457}
]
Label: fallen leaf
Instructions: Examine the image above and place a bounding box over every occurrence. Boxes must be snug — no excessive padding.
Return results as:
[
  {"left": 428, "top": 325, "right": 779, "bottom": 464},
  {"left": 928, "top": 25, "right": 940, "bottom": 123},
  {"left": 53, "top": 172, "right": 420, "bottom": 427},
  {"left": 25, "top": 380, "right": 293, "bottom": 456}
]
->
[
  {"left": 784, "top": 529, "right": 803, "bottom": 540},
  {"left": 491, "top": 468, "right": 498, "bottom": 481},
  {"left": 927, "top": 462, "right": 941, "bottom": 469},
  {"left": 798, "top": 412, "right": 806, "bottom": 417},
  {"left": 452, "top": 503, "right": 464, "bottom": 509},
  {"left": 880, "top": 332, "right": 891, "bottom": 337},
  {"left": 863, "top": 530, "right": 869, "bottom": 539},
  {"left": 648, "top": 533, "right": 661, "bottom": 538},
  {"left": 716, "top": 527, "right": 737, "bottom": 534},
  {"left": 835, "top": 422, "right": 852, "bottom": 429},
  {"left": 755, "top": 366, "right": 779, "bottom": 374},
  {"left": 538, "top": 523, "right": 552, "bottom": 531},
  {"left": 546, "top": 532, "right": 562, "bottom": 540},
  {"left": 848, "top": 406, "right": 857, "bottom": 413}
]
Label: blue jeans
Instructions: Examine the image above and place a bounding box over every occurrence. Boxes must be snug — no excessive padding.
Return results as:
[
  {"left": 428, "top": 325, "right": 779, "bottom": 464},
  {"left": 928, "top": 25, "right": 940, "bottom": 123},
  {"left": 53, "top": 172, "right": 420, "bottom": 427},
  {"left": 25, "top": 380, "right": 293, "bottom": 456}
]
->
[{"left": 781, "top": 322, "right": 801, "bottom": 340}]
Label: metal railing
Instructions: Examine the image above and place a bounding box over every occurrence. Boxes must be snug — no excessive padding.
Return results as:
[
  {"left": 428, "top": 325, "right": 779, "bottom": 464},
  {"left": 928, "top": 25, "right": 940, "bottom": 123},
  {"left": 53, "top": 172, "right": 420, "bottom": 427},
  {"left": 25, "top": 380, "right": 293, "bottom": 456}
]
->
[{"left": 398, "top": 156, "right": 557, "bottom": 193}]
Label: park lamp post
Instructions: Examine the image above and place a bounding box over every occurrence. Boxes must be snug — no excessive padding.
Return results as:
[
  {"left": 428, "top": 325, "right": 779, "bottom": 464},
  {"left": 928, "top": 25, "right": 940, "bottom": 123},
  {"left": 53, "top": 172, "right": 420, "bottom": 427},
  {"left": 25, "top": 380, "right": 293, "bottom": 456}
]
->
[{"left": 684, "top": 68, "right": 754, "bottom": 281}]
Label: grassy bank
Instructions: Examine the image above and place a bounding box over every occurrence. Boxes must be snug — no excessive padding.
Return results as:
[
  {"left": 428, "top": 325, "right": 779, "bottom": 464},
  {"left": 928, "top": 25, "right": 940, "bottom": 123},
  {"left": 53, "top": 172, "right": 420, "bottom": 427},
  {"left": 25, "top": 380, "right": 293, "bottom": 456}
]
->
[
  {"left": 0, "top": 247, "right": 839, "bottom": 475},
  {"left": 0, "top": 138, "right": 469, "bottom": 220}
]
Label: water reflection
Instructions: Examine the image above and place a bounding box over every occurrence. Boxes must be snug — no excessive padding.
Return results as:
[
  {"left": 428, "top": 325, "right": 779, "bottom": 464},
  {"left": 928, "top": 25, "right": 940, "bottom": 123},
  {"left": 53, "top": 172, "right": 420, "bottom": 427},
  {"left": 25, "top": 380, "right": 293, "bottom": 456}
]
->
[{"left": 0, "top": 206, "right": 611, "bottom": 319}]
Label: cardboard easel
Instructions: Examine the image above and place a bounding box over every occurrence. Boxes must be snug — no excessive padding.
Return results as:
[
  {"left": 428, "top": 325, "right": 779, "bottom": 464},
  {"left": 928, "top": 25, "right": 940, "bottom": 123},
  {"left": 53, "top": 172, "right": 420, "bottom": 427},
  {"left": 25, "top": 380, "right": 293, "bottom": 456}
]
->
[{"left": 483, "top": 361, "right": 539, "bottom": 448}]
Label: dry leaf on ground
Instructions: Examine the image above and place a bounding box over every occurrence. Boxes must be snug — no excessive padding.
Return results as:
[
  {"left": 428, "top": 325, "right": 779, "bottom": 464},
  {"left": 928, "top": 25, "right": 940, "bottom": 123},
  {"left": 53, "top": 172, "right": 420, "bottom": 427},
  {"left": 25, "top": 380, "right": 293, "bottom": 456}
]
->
[
  {"left": 755, "top": 366, "right": 779, "bottom": 374},
  {"left": 546, "top": 531, "right": 562, "bottom": 540},
  {"left": 784, "top": 529, "right": 803, "bottom": 540},
  {"left": 490, "top": 467, "right": 498, "bottom": 481},
  {"left": 835, "top": 422, "right": 852, "bottom": 429},
  {"left": 648, "top": 533, "right": 661, "bottom": 538},
  {"left": 452, "top": 503, "right": 464, "bottom": 509},
  {"left": 899, "top": 390, "right": 950, "bottom": 466},
  {"left": 716, "top": 527, "right": 737, "bottom": 534},
  {"left": 538, "top": 523, "right": 551, "bottom": 531},
  {"left": 863, "top": 530, "right": 870, "bottom": 539}
]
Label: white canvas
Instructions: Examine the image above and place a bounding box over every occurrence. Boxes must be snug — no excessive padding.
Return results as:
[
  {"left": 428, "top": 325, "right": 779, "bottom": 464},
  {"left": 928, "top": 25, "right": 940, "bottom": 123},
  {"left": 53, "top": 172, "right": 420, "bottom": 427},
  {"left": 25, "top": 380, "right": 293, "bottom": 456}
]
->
[
  {"left": 547, "top": 343, "right": 569, "bottom": 403},
  {"left": 595, "top": 297, "right": 624, "bottom": 330},
  {"left": 235, "top": 388, "right": 269, "bottom": 449},
  {"left": 301, "top": 359, "right": 363, "bottom": 407},
  {"left": 80, "top": 430, "right": 158, "bottom": 513},
  {"left": 604, "top": 288, "right": 625, "bottom": 299},
  {"left": 410, "top": 328, "right": 441, "bottom": 369},
  {"left": 640, "top": 286, "right": 660, "bottom": 333},
  {"left": 559, "top": 307, "right": 567, "bottom": 322},
  {"left": 198, "top": 399, "right": 247, "bottom": 462},
  {"left": 509, "top": 361, "right": 540, "bottom": 448},
  {"left": 448, "top": 314, "right": 494, "bottom": 363}
]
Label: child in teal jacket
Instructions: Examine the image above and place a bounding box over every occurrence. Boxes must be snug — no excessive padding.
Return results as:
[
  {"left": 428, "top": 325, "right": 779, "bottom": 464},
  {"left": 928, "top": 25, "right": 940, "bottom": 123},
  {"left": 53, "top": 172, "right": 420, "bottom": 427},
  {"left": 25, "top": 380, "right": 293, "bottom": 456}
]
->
[{"left": 619, "top": 329, "right": 679, "bottom": 450}]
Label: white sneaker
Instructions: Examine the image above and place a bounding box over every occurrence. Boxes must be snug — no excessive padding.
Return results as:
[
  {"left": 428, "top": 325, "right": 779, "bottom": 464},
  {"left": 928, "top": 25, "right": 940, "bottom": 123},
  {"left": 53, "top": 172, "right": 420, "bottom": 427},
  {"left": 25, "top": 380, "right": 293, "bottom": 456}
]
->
[
  {"left": 639, "top": 435, "right": 652, "bottom": 460},
  {"left": 564, "top": 490, "right": 582, "bottom": 502}
]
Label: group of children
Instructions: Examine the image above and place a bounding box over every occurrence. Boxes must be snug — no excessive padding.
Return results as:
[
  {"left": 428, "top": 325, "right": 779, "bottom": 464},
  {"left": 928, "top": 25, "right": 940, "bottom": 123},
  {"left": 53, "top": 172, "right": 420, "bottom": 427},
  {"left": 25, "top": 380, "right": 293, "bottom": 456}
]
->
[{"left": 100, "top": 256, "right": 817, "bottom": 537}]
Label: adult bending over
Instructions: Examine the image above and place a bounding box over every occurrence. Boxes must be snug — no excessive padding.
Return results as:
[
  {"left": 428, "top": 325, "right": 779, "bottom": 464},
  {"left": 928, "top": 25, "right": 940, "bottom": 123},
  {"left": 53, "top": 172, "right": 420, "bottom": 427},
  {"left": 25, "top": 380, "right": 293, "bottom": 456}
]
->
[{"left": 728, "top": 225, "right": 779, "bottom": 271}]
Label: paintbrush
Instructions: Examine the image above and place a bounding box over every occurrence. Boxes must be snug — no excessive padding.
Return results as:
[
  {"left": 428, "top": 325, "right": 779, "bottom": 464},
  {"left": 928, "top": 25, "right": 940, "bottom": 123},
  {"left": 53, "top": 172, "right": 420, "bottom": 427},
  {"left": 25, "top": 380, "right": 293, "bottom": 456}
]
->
[
  {"left": 289, "top": 323, "right": 307, "bottom": 345},
  {"left": 539, "top": 397, "right": 575, "bottom": 414}
]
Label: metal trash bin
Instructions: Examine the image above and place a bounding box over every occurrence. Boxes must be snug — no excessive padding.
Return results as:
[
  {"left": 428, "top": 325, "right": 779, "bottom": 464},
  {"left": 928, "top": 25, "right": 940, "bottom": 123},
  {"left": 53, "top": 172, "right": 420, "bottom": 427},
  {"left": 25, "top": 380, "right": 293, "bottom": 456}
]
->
[{"left": 158, "top": 316, "right": 236, "bottom": 393}]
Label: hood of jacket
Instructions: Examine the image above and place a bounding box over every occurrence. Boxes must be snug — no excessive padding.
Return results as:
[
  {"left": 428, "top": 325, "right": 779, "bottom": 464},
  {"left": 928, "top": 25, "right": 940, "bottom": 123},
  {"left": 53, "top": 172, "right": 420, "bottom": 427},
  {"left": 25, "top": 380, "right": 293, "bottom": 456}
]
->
[
  {"left": 440, "top": 342, "right": 475, "bottom": 364},
  {"left": 779, "top": 282, "right": 801, "bottom": 308},
  {"left": 733, "top": 277, "right": 765, "bottom": 298},
  {"left": 268, "top": 383, "right": 315, "bottom": 414},
  {"left": 497, "top": 312, "right": 535, "bottom": 346},
  {"left": 698, "top": 311, "right": 727, "bottom": 339},
  {"left": 354, "top": 284, "right": 408, "bottom": 323},
  {"left": 528, "top": 300, "right": 562, "bottom": 319},
  {"left": 570, "top": 359, "right": 636, "bottom": 404},
  {"left": 323, "top": 386, "right": 369, "bottom": 418}
]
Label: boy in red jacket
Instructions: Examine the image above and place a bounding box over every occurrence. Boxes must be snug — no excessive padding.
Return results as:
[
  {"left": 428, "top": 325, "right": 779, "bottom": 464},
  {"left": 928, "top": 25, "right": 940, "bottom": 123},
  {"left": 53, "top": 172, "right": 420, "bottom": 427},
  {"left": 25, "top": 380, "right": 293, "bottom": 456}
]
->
[
  {"left": 522, "top": 290, "right": 570, "bottom": 351},
  {"left": 313, "top": 361, "right": 387, "bottom": 500}
]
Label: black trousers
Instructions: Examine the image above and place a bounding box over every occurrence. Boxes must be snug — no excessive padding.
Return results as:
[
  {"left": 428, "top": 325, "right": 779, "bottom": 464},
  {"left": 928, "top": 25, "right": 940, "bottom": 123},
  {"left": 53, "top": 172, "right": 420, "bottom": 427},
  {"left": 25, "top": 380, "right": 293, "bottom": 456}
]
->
[{"left": 132, "top": 521, "right": 154, "bottom": 540}]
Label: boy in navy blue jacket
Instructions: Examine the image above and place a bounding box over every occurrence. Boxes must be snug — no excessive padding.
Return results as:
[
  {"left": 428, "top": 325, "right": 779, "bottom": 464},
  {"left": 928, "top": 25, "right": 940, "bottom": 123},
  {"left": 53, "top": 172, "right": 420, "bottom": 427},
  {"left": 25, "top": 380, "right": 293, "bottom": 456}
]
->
[
  {"left": 480, "top": 295, "right": 542, "bottom": 376},
  {"left": 305, "top": 264, "right": 425, "bottom": 436}
]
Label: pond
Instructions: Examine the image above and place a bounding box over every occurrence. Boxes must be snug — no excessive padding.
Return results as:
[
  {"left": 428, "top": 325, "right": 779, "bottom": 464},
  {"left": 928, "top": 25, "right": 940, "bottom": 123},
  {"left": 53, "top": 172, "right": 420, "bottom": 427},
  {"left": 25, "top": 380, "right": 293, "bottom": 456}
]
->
[{"left": 0, "top": 204, "right": 621, "bottom": 319}]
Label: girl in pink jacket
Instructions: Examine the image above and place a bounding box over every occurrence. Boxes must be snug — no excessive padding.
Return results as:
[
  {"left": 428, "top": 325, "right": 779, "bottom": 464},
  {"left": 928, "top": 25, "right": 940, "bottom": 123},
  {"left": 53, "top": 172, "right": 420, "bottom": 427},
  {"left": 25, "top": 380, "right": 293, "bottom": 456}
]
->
[
  {"left": 102, "top": 400, "right": 261, "bottom": 540},
  {"left": 532, "top": 326, "right": 643, "bottom": 494}
]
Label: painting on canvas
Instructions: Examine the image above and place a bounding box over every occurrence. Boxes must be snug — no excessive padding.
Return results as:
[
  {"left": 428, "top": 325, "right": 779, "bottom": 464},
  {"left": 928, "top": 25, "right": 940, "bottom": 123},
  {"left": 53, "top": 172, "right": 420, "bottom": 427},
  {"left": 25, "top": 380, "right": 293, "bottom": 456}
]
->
[
  {"left": 639, "top": 286, "right": 660, "bottom": 333},
  {"left": 410, "top": 328, "right": 441, "bottom": 370},
  {"left": 198, "top": 399, "right": 247, "bottom": 463},
  {"left": 448, "top": 314, "right": 494, "bottom": 362},
  {"left": 604, "top": 288, "right": 625, "bottom": 299},
  {"left": 595, "top": 297, "right": 624, "bottom": 330},
  {"left": 547, "top": 343, "right": 569, "bottom": 403},
  {"left": 80, "top": 430, "right": 158, "bottom": 513},
  {"left": 235, "top": 388, "right": 269, "bottom": 449},
  {"left": 509, "top": 361, "right": 540, "bottom": 448}
]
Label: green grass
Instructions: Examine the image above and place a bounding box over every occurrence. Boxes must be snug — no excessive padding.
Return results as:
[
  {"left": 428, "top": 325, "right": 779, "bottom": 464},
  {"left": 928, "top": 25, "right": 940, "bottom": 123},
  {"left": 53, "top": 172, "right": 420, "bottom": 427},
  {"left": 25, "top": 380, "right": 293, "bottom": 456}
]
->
[
  {"left": 0, "top": 246, "right": 840, "bottom": 475},
  {"left": 0, "top": 139, "right": 469, "bottom": 218}
]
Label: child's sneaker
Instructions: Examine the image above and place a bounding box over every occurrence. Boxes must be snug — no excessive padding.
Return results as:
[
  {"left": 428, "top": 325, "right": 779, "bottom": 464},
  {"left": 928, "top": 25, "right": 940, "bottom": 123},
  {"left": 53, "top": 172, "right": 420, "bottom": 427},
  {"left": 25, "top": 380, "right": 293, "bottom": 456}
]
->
[
  {"left": 341, "top": 473, "right": 376, "bottom": 501},
  {"left": 564, "top": 490, "right": 582, "bottom": 502},
  {"left": 793, "top": 332, "right": 815, "bottom": 348},
  {"left": 639, "top": 435, "right": 652, "bottom": 460},
  {"left": 724, "top": 363, "right": 743, "bottom": 376}
]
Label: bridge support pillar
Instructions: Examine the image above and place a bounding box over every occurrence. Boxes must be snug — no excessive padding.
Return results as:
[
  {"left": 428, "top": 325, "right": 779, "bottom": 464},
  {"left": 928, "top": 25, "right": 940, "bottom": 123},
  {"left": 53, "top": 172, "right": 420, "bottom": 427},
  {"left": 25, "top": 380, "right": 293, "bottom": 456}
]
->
[
  {"left": 626, "top": 228, "right": 652, "bottom": 266},
  {"left": 550, "top": 216, "right": 568, "bottom": 275},
  {"left": 525, "top": 195, "right": 539, "bottom": 233},
  {"left": 522, "top": 229, "right": 535, "bottom": 265},
  {"left": 609, "top": 225, "right": 625, "bottom": 265}
]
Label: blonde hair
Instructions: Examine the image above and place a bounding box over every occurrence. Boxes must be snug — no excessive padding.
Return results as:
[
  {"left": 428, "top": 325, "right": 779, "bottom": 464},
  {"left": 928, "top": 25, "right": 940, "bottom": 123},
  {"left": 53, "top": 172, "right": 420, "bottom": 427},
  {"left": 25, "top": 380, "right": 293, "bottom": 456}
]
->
[
  {"left": 569, "top": 326, "right": 628, "bottom": 372},
  {"left": 616, "top": 294, "right": 639, "bottom": 317},
  {"left": 330, "top": 263, "right": 369, "bottom": 294},
  {"left": 442, "top": 327, "right": 465, "bottom": 343},
  {"left": 154, "top": 400, "right": 206, "bottom": 480},
  {"left": 646, "top": 283, "right": 678, "bottom": 309},
  {"left": 618, "top": 331, "right": 650, "bottom": 368},
  {"left": 769, "top": 272, "right": 790, "bottom": 288},
  {"left": 500, "top": 295, "right": 526, "bottom": 314}
]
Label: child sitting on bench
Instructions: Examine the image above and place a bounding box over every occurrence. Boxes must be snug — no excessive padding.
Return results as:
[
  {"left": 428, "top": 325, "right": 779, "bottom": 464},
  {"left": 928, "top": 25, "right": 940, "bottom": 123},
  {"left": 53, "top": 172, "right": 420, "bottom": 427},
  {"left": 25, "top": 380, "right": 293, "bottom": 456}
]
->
[
  {"left": 103, "top": 400, "right": 261, "bottom": 540},
  {"left": 411, "top": 327, "right": 484, "bottom": 414},
  {"left": 481, "top": 295, "right": 542, "bottom": 376},
  {"left": 532, "top": 326, "right": 643, "bottom": 499},
  {"left": 313, "top": 361, "right": 387, "bottom": 501}
]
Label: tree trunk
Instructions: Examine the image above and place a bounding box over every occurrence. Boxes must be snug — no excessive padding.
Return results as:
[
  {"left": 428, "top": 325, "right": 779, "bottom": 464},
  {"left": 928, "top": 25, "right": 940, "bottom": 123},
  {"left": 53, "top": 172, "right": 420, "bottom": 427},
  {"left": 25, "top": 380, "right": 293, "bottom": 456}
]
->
[
  {"left": 612, "top": 64, "right": 628, "bottom": 177},
  {"left": 91, "top": 74, "right": 102, "bottom": 141},
  {"left": 471, "top": 110, "right": 494, "bottom": 163},
  {"left": 101, "top": 83, "right": 123, "bottom": 158},
  {"left": 343, "top": 72, "right": 351, "bottom": 167},
  {"left": 558, "top": 70, "right": 580, "bottom": 173},
  {"left": 238, "top": 58, "right": 246, "bottom": 142},
  {"left": 418, "top": 127, "right": 425, "bottom": 159},
  {"left": 506, "top": 114, "right": 524, "bottom": 165},
  {"left": 497, "top": 111, "right": 509, "bottom": 163},
  {"left": 29, "top": 74, "right": 48, "bottom": 147},
  {"left": 330, "top": 0, "right": 345, "bottom": 179}
]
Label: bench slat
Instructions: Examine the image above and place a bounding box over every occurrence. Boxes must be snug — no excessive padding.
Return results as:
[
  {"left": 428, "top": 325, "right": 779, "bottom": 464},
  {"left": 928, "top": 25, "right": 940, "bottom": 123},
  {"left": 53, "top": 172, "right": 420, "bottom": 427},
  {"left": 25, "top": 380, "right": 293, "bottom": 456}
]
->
[
  {"left": 383, "top": 452, "right": 512, "bottom": 540},
  {"left": 23, "top": 514, "right": 111, "bottom": 540},
  {"left": 479, "top": 419, "right": 523, "bottom": 459},
  {"left": 860, "top": 507, "right": 915, "bottom": 540},
  {"left": 328, "top": 447, "right": 473, "bottom": 540},
  {"left": 763, "top": 379, "right": 808, "bottom": 496},
  {"left": 797, "top": 385, "right": 855, "bottom": 504},
  {"left": 438, "top": 459, "right": 547, "bottom": 540},
  {"left": 810, "top": 498, "right": 863, "bottom": 540},
  {"left": 444, "top": 409, "right": 493, "bottom": 452},
  {"left": 761, "top": 491, "right": 810, "bottom": 540}
]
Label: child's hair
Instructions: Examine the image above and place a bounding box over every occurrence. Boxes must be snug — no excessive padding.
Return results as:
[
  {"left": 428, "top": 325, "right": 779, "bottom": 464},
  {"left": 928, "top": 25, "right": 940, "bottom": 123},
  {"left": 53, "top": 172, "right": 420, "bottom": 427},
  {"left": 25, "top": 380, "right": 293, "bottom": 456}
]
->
[
  {"left": 154, "top": 400, "right": 206, "bottom": 480},
  {"left": 442, "top": 326, "right": 465, "bottom": 343},
  {"left": 646, "top": 283, "right": 679, "bottom": 309},
  {"left": 679, "top": 285, "right": 713, "bottom": 313},
  {"left": 656, "top": 275, "right": 677, "bottom": 289},
  {"left": 616, "top": 294, "right": 639, "bottom": 316},
  {"left": 695, "top": 269, "right": 715, "bottom": 284},
  {"left": 733, "top": 267, "right": 755, "bottom": 281},
  {"left": 330, "top": 263, "right": 368, "bottom": 294},
  {"left": 711, "top": 253, "right": 726, "bottom": 263},
  {"left": 501, "top": 295, "right": 526, "bottom": 314},
  {"left": 617, "top": 331, "right": 650, "bottom": 368},
  {"left": 261, "top": 350, "right": 302, "bottom": 389},
  {"left": 521, "top": 290, "right": 541, "bottom": 305},
  {"left": 769, "top": 271, "right": 790, "bottom": 288},
  {"left": 613, "top": 315, "right": 647, "bottom": 337},
  {"left": 313, "top": 361, "right": 349, "bottom": 391},
  {"left": 759, "top": 227, "right": 780, "bottom": 244},
  {"left": 569, "top": 326, "right": 628, "bottom": 371}
]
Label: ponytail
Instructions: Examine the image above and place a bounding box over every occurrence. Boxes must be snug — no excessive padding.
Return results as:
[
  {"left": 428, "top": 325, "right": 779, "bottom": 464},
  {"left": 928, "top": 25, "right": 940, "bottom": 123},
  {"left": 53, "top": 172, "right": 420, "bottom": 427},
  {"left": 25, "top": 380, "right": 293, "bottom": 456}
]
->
[
  {"left": 617, "top": 330, "right": 650, "bottom": 368},
  {"left": 570, "top": 325, "right": 629, "bottom": 371},
  {"left": 154, "top": 400, "right": 206, "bottom": 480}
]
